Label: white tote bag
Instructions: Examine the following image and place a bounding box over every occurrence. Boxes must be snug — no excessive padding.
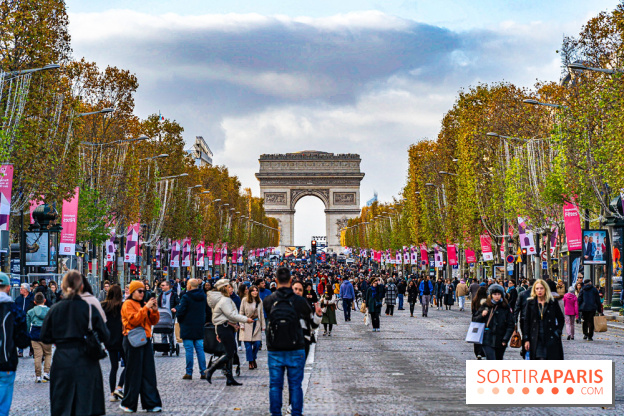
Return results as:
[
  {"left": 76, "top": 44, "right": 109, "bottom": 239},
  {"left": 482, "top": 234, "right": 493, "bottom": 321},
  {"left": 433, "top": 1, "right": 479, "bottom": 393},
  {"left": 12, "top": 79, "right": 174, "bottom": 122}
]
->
[
  {"left": 364, "top": 312, "right": 370, "bottom": 326},
  {"left": 465, "top": 322, "right": 485, "bottom": 344}
]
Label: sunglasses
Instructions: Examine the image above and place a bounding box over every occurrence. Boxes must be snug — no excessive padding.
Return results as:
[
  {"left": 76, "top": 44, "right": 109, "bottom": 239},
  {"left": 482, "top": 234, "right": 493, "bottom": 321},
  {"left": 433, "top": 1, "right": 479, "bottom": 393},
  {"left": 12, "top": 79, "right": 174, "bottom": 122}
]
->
[{"left": 136, "top": 289, "right": 145, "bottom": 294}]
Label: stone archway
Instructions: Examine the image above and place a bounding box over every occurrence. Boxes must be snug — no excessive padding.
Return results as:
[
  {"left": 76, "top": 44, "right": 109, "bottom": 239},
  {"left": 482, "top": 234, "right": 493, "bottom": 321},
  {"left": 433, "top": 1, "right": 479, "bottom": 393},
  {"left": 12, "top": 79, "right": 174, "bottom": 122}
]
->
[{"left": 256, "top": 151, "right": 365, "bottom": 253}]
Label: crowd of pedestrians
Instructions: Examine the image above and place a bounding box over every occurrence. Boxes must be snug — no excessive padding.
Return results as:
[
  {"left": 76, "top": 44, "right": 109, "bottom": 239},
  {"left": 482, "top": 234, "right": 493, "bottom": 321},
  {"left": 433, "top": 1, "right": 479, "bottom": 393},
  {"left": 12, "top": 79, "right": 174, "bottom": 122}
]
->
[{"left": 0, "top": 259, "right": 608, "bottom": 415}]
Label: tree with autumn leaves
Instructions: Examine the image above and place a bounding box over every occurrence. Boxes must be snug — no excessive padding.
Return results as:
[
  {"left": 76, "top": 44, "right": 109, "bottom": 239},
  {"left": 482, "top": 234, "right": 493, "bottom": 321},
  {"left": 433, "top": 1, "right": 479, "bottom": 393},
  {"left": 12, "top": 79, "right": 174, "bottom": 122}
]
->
[
  {"left": 0, "top": 0, "right": 277, "bottom": 269},
  {"left": 347, "top": 2, "right": 624, "bottom": 282}
]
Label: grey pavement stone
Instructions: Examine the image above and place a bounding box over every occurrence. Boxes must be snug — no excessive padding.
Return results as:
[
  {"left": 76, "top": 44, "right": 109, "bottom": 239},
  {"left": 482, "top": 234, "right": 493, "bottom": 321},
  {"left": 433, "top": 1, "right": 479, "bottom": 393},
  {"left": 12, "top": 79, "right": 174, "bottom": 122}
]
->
[{"left": 9, "top": 302, "right": 624, "bottom": 415}]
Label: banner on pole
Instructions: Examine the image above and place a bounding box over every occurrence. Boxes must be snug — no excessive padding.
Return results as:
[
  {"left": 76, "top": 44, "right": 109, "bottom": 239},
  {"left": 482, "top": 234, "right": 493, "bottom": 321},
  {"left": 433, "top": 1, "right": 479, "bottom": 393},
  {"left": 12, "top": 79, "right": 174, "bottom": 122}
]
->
[
  {"left": 447, "top": 243, "right": 458, "bottom": 266},
  {"left": 420, "top": 243, "right": 429, "bottom": 265},
  {"left": 124, "top": 223, "right": 140, "bottom": 263},
  {"left": 59, "top": 188, "right": 80, "bottom": 256},
  {"left": 563, "top": 202, "right": 583, "bottom": 251},
  {"left": 480, "top": 234, "right": 493, "bottom": 261},
  {"left": 106, "top": 228, "right": 116, "bottom": 262},
  {"left": 518, "top": 217, "right": 537, "bottom": 255},
  {"left": 466, "top": 248, "right": 477, "bottom": 264},
  {"left": 169, "top": 240, "right": 180, "bottom": 268},
  {"left": 0, "top": 165, "right": 14, "bottom": 231},
  {"left": 196, "top": 241, "right": 205, "bottom": 267}
]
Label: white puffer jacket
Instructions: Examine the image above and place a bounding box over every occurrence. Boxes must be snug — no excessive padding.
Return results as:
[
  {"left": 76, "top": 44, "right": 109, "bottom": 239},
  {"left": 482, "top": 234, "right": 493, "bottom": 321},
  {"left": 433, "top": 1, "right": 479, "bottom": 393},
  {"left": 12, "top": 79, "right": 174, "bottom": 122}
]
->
[{"left": 207, "top": 291, "right": 248, "bottom": 326}]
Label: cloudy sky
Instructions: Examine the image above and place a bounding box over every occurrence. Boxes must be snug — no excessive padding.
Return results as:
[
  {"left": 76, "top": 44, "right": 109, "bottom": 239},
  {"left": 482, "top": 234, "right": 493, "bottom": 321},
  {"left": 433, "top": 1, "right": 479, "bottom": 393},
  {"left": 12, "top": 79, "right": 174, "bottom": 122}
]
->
[{"left": 66, "top": 0, "right": 619, "bottom": 247}]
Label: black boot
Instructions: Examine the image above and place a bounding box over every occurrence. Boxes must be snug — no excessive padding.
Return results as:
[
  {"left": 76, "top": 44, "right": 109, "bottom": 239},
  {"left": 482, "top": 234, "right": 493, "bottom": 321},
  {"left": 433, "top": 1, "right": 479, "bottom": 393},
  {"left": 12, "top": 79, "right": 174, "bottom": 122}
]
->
[
  {"left": 225, "top": 360, "right": 243, "bottom": 386},
  {"left": 204, "top": 355, "right": 228, "bottom": 384}
]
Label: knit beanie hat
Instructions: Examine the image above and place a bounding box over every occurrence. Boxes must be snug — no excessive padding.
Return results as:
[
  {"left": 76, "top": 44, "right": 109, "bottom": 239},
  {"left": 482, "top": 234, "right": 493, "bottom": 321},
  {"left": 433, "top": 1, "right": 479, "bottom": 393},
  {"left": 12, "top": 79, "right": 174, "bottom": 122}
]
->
[
  {"left": 488, "top": 283, "right": 505, "bottom": 296},
  {"left": 128, "top": 280, "right": 145, "bottom": 295}
]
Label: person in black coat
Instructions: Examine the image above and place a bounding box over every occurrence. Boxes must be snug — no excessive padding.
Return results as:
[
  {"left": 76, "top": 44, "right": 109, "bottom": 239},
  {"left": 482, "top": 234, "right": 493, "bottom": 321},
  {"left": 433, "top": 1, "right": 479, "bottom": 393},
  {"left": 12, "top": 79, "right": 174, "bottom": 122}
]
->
[
  {"left": 577, "top": 277, "right": 602, "bottom": 341},
  {"left": 407, "top": 280, "right": 419, "bottom": 317},
  {"left": 303, "top": 283, "right": 318, "bottom": 309},
  {"left": 473, "top": 284, "right": 515, "bottom": 360},
  {"left": 506, "top": 280, "right": 518, "bottom": 311},
  {"left": 102, "top": 284, "right": 126, "bottom": 402},
  {"left": 176, "top": 279, "right": 207, "bottom": 379},
  {"left": 522, "top": 279, "right": 565, "bottom": 360},
  {"left": 41, "top": 271, "right": 110, "bottom": 416}
]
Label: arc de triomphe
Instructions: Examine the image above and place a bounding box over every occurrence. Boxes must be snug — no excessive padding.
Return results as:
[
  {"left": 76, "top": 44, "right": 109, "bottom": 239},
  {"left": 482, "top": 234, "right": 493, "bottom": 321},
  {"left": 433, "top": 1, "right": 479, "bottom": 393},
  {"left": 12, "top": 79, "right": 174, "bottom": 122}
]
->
[{"left": 256, "top": 151, "right": 365, "bottom": 253}]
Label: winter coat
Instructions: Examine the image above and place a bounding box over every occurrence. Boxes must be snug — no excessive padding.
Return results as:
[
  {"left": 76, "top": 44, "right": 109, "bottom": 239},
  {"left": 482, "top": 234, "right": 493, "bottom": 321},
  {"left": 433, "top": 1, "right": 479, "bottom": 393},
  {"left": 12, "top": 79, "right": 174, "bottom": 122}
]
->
[
  {"left": 176, "top": 288, "right": 207, "bottom": 340},
  {"left": 15, "top": 292, "right": 35, "bottom": 313},
  {"left": 407, "top": 285, "right": 419, "bottom": 303},
  {"left": 26, "top": 305, "right": 49, "bottom": 332},
  {"left": 578, "top": 284, "right": 601, "bottom": 312},
  {"left": 207, "top": 291, "right": 249, "bottom": 326},
  {"left": 385, "top": 283, "right": 398, "bottom": 306},
  {"left": 80, "top": 292, "right": 107, "bottom": 322},
  {"left": 434, "top": 281, "right": 445, "bottom": 299},
  {"left": 513, "top": 286, "right": 532, "bottom": 326},
  {"left": 263, "top": 287, "right": 316, "bottom": 352},
  {"left": 0, "top": 292, "right": 30, "bottom": 372},
  {"left": 419, "top": 280, "right": 433, "bottom": 296},
  {"left": 239, "top": 298, "right": 265, "bottom": 342},
  {"left": 563, "top": 293, "right": 579, "bottom": 318},
  {"left": 320, "top": 294, "right": 338, "bottom": 325},
  {"left": 303, "top": 289, "right": 318, "bottom": 308},
  {"left": 455, "top": 283, "right": 469, "bottom": 298},
  {"left": 103, "top": 304, "right": 123, "bottom": 351},
  {"left": 506, "top": 287, "right": 518, "bottom": 311},
  {"left": 339, "top": 281, "right": 355, "bottom": 300},
  {"left": 522, "top": 298, "right": 564, "bottom": 360},
  {"left": 365, "top": 286, "right": 384, "bottom": 314},
  {"left": 41, "top": 296, "right": 110, "bottom": 416},
  {"left": 121, "top": 299, "right": 160, "bottom": 338},
  {"left": 443, "top": 284, "right": 455, "bottom": 306},
  {"left": 473, "top": 299, "right": 515, "bottom": 348},
  {"left": 397, "top": 281, "right": 407, "bottom": 295}
]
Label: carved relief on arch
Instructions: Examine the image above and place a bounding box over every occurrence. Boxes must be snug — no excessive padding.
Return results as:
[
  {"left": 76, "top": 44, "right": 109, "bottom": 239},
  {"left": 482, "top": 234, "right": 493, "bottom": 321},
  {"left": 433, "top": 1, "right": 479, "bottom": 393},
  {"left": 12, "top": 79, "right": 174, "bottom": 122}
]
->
[{"left": 290, "top": 189, "right": 329, "bottom": 209}]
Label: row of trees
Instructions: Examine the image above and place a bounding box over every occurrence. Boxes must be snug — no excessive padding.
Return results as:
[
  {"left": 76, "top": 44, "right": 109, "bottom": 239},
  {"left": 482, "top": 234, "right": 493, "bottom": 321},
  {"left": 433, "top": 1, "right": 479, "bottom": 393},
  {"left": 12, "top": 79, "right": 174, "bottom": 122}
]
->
[
  {"left": 1, "top": 1, "right": 278, "bottom": 263},
  {"left": 345, "top": 3, "right": 624, "bottom": 261}
]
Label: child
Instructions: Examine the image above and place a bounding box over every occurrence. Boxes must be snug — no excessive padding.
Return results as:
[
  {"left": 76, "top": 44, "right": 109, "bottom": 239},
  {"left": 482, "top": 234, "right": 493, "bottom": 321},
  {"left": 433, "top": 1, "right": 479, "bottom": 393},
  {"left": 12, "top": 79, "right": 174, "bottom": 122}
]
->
[
  {"left": 26, "top": 293, "right": 52, "bottom": 382},
  {"left": 563, "top": 286, "right": 579, "bottom": 340}
]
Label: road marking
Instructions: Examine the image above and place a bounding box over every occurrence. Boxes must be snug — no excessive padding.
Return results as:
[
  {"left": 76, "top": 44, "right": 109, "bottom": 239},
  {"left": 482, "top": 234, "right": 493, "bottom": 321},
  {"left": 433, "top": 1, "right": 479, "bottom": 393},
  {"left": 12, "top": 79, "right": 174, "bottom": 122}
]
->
[{"left": 303, "top": 329, "right": 317, "bottom": 398}]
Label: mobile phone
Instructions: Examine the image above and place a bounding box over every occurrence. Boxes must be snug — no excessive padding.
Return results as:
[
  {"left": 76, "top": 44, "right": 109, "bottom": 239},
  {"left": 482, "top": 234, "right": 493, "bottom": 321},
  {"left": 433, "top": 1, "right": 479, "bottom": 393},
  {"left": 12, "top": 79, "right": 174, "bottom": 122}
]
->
[{"left": 253, "top": 318, "right": 259, "bottom": 321}]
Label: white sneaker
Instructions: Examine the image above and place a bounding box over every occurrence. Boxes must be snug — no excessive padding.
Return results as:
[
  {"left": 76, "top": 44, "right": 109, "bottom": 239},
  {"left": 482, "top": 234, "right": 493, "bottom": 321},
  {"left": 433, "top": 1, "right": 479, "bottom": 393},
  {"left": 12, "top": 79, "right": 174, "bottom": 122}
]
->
[
  {"left": 238, "top": 345, "right": 242, "bottom": 351},
  {"left": 35, "top": 376, "right": 42, "bottom": 383},
  {"left": 43, "top": 373, "right": 50, "bottom": 381}
]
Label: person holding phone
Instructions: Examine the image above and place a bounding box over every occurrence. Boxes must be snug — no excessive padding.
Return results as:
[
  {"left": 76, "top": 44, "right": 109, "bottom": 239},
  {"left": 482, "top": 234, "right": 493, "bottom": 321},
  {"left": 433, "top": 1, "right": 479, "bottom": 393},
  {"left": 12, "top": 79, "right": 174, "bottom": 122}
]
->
[
  {"left": 119, "top": 281, "right": 162, "bottom": 413},
  {"left": 239, "top": 285, "right": 265, "bottom": 370}
]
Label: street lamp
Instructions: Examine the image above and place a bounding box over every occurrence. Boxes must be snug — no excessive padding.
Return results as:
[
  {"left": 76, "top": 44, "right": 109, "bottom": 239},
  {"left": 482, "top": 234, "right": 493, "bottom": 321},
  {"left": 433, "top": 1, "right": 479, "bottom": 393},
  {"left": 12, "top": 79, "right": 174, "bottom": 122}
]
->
[
  {"left": 486, "top": 132, "right": 528, "bottom": 143},
  {"left": 522, "top": 99, "right": 567, "bottom": 109},
  {"left": 425, "top": 183, "right": 437, "bottom": 187},
  {"left": 201, "top": 190, "right": 211, "bottom": 194},
  {"left": 568, "top": 62, "right": 620, "bottom": 75},
  {"left": 2, "top": 63, "right": 61, "bottom": 79},
  {"left": 187, "top": 185, "right": 202, "bottom": 190},
  {"left": 139, "top": 153, "right": 169, "bottom": 162},
  {"left": 77, "top": 107, "right": 115, "bottom": 117},
  {"left": 439, "top": 171, "right": 458, "bottom": 176},
  {"left": 157, "top": 173, "right": 188, "bottom": 181}
]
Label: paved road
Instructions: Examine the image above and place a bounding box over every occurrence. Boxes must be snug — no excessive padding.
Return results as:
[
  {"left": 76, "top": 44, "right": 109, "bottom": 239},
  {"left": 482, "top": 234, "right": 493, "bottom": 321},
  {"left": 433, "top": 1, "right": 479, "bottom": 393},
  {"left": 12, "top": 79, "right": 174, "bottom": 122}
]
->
[{"left": 10, "top": 302, "right": 624, "bottom": 415}]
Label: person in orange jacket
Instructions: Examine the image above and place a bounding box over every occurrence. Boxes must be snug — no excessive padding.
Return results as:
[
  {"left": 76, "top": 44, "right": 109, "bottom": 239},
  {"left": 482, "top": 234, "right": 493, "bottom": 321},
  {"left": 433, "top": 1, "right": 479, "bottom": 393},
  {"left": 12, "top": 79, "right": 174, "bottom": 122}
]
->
[{"left": 119, "top": 280, "right": 162, "bottom": 413}]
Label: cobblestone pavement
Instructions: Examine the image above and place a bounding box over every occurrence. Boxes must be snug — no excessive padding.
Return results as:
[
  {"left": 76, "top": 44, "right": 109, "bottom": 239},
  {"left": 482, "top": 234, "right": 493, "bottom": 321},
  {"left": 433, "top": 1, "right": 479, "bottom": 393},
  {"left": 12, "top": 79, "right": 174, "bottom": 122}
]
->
[{"left": 10, "top": 302, "right": 624, "bottom": 415}]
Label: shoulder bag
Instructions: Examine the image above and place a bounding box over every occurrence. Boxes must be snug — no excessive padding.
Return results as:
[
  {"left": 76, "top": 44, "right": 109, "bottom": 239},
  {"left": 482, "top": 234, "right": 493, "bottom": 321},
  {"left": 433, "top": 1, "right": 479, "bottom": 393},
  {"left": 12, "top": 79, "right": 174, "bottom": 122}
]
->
[
  {"left": 509, "top": 325, "right": 522, "bottom": 348},
  {"left": 85, "top": 305, "right": 108, "bottom": 360},
  {"left": 127, "top": 326, "right": 148, "bottom": 348}
]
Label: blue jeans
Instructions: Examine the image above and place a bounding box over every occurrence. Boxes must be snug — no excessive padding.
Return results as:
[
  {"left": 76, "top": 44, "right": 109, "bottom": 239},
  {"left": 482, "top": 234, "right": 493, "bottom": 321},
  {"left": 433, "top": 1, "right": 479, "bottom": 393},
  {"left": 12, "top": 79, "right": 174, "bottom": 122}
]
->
[
  {"left": 0, "top": 371, "right": 16, "bottom": 416},
  {"left": 398, "top": 294, "right": 404, "bottom": 309},
  {"left": 245, "top": 340, "right": 261, "bottom": 362},
  {"left": 268, "top": 349, "right": 305, "bottom": 416},
  {"left": 183, "top": 339, "right": 207, "bottom": 376}
]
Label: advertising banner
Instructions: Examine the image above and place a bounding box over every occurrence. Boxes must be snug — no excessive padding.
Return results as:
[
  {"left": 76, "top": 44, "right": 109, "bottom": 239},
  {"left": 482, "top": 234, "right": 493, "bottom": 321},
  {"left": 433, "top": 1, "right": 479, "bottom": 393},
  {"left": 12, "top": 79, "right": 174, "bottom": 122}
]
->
[
  {"left": 181, "top": 238, "right": 191, "bottom": 267},
  {"left": 196, "top": 241, "right": 205, "bottom": 267},
  {"left": 207, "top": 244, "right": 214, "bottom": 266},
  {"left": 420, "top": 244, "right": 429, "bottom": 265},
  {"left": 395, "top": 250, "right": 402, "bottom": 264},
  {"left": 0, "top": 165, "right": 13, "bottom": 231},
  {"left": 124, "top": 223, "right": 141, "bottom": 263},
  {"left": 466, "top": 360, "right": 613, "bottom": 406},
  {"left": 434, "top": 246, "right": 443, "bottom": 268},
  {"left": 582, "top": 230, "right": 608, "bottom": 265},
  {"left": 169, "top": 240, "right": 180, "bottom": 268},
  {"left": 215, "top": 245, "right": 221, "bottom": 266},
  {"left": 466, "top": 248, "right": 477, "bottom": 264},
  {"left": 59, "top": 188, "right": 80, "bottom": 256},
  {"left": 403, "top": 246, "right": 410, "bottom": 264},
  {"left": 238, "top": 246, "right": 244, "bottom": 264},
  {"left": 105, "top": 228, "right": 116, "bottom": 262},
  {"left": 447, "top": 243, "right": 458, "bottom": 266},
  {"left": 518, "top": 217, "right": 537, "bottom": 255},
  {"left": 480, "top": 234, "right": 493, "bottom": 261},
  {"left": 411, "top": 247, "right": 418, "bottom": 264},
  {"left": 232, "top": 250, "right": 238, "bottom": 264},
  {"left": 563, "top": 202, "right": 583, "bottom": 251},
  {"left": 155, "top": 240, "right": 161, "bottom": 268}
]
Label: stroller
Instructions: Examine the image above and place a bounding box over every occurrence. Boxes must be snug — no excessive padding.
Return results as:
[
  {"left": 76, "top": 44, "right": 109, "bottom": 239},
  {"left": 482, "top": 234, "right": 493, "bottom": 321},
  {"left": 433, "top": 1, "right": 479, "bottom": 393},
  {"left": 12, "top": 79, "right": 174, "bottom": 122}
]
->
[{"left": 152, "top": 308, "right": 180, "bottom": 356}]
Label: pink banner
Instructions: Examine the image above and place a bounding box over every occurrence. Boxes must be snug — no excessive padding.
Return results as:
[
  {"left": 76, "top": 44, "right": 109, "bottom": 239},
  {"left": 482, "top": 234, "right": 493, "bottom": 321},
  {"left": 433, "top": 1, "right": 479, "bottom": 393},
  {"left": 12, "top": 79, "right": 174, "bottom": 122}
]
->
[
  {"left": 420, "top": 243, "right": 428, "bottom": 265},
  {"left": 124, "top": 223, "right": 140, "bottom": 263},
  {"left": 465, "top": 248, "right": 477, "bottom": 264},
  {"left": 181, "top": 238, "right": 191, "bottom": 267},
  {"left": 447, "top": 243, "right": 458, "bottom": 266},
  {"left": 480, "top": 234, "right": 493, "bottom": 261},
  {"left": 169, "top": 240, "right": 180, "bottom": 267},
  {"left": 196, "top": 241, "right": 205, "bottom": 267},
  {"left": 563, "top": 202, "right": 583, "bottom": 251},
  {"left": 0, "top": 165, "right": 14, "bottom": 231},
  {"left": 207, "top": 244, "right": 214, "bottom": 266},
  {"left": 59, "top": 188, "right": 80, "bottom": 256},
  {"left": 105, "top": 228, "right": 116, "bottom": 262},
  {"left": 214, "top": 247, "right": 221, "bottom": 266}
]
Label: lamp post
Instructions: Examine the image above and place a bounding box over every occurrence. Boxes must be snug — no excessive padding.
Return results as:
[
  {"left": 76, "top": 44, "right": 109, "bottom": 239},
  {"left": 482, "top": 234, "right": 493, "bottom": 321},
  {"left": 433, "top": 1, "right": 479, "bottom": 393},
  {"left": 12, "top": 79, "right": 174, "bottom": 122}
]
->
[
  {"left": 522, "top": 99, "right": 568, "bottom": 109},
  {"left": 1, "top": 63, "right": 60, "bottom": 80}
]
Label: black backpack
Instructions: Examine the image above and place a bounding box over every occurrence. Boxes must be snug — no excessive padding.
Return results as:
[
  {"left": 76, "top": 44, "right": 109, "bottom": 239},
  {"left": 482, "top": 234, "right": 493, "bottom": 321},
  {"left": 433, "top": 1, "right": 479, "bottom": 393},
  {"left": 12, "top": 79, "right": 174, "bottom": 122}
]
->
[
  {"left": 0, "top": 303, "right": 16, "bottom": 367},
  {"left": 267, "top": 295, "right": 303, "bottom": 350}
]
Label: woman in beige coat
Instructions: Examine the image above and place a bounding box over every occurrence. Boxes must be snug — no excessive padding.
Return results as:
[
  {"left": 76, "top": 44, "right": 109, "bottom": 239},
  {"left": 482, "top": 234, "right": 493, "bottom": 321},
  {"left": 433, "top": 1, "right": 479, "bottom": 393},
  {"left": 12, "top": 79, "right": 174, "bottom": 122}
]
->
[{"left": 239, "top": 286, "right": 265, "bottom": 369}]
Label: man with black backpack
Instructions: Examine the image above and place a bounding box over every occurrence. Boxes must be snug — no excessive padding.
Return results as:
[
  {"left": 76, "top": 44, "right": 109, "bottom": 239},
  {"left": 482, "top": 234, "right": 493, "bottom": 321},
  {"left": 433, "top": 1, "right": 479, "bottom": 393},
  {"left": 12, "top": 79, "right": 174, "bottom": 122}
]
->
[
  {"left": 263, "top": 267, "right": 321, "bottom": 416},
  {"left": 0, "top": 272, "right": 30, "bottom": 415}
]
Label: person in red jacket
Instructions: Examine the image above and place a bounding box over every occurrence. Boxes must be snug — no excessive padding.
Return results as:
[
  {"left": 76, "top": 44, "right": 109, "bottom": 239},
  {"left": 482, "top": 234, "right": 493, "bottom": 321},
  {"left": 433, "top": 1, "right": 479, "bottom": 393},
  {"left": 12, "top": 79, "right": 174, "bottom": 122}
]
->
[{"left": 563, "top": 286, "right": 579, "bottom": 340}]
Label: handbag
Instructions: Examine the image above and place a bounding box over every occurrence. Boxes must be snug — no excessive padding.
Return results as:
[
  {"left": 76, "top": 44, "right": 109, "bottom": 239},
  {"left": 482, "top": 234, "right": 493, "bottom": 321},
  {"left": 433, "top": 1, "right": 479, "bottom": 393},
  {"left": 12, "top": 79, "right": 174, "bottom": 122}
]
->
[
  {"left": 127, "top": 326, "right": 148, "bottom": 348},
  {"left": 594, "top": 315, "right": 607, "bottom": 332},
  {"left": 84, "top": 305, "right": 108, "bottom": 360},
  {"left": 509, "top": 325, "right": 522, "bottom": 348},
  {"left": 465, "top": 322, "right": 485, "bottom": 344},
  {"left": 359, "top": 303, "right": 367, "bottom": 313}
]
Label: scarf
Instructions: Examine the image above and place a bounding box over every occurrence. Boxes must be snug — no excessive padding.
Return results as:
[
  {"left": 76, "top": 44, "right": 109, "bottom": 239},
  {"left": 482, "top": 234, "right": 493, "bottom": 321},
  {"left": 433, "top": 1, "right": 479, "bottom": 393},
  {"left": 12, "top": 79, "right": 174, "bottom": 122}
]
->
[{"left": 162, "top": 289, "right": 172, "bottom": 309}]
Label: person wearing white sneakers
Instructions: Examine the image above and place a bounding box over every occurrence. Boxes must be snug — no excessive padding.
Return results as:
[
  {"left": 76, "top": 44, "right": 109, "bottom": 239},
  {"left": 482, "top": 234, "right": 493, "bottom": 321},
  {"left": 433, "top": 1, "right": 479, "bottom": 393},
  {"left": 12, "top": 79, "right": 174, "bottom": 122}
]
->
[{"left": 26, "top": 293, "right": 51, "bottom": 383}]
